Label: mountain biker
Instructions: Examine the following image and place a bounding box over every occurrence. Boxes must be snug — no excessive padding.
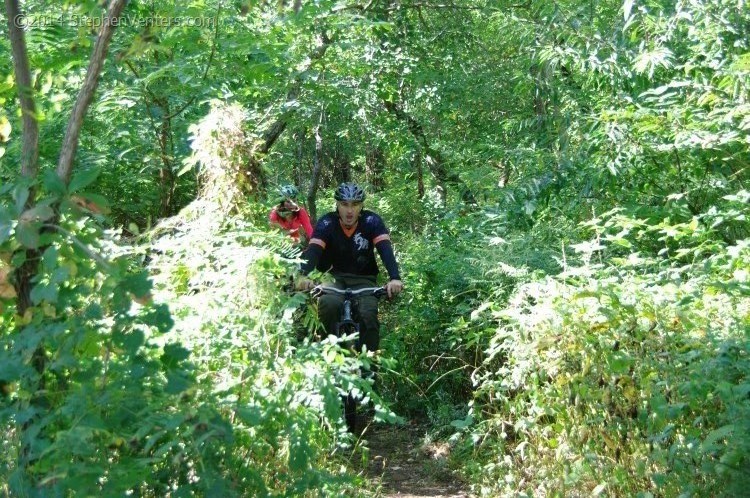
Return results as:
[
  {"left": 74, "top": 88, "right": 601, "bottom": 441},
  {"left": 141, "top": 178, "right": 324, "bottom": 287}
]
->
[
  {"left": 295, "top": 182, "right": 403, "bottom": 354},
  {"left": 269, "top": 184, "right": 313, "bottom": 246}
]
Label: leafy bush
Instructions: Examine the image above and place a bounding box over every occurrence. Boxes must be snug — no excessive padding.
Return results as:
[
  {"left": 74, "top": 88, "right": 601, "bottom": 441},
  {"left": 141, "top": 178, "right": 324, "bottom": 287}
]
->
[
  {"left": 0, "top": 168, "right": 395, "bottom": 495},
  {"left": 463, "top": 206, "right": 749, "bottom": 497}
]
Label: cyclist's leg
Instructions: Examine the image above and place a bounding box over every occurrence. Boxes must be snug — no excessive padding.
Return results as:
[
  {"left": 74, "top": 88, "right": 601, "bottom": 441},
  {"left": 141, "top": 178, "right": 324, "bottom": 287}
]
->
[
  {"left": 316, "top": 280, "right": 356, "bottom": 431},
  {"left": 340, "top": 275, "right": 380, "bottom": 352},
  {"left": 343, "top": 276, "right": 380, "bottom": 406},
  {"left": 317, "top": 280, "right": 346, "bottom": 337}
]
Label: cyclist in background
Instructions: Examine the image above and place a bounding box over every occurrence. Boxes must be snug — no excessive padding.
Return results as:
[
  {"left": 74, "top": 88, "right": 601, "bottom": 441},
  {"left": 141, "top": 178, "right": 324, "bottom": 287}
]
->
[
  {"left": 295, "top": 182, "right": 404, "bottom": 352},
  {"left": 269, "top": 184, "right": 313, "bottom": 246}
]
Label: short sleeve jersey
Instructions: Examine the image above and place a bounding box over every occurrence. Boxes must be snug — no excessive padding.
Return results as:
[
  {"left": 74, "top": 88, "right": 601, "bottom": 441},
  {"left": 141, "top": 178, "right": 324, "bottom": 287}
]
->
[{"left": 310, "top": 210, "right": 391, "bottom": 277}]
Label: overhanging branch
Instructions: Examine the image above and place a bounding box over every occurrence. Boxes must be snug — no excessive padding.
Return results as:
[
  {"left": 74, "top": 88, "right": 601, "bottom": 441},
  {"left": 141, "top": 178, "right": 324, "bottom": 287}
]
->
[
  {"left": 56, "top": 0, "right": 130, "bottom": 185},
  {"left": 257, "top": 31, "right": 334, "bottom": 155}
]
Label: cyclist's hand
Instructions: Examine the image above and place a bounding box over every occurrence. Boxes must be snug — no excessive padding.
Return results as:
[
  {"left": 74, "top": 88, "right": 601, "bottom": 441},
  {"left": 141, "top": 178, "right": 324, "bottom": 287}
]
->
[
  {"left": 386, "top": 279, "right": 403, "bottom": 299},
  {"left": 295, "top": 276, "right": 315, "bottom": 291}
]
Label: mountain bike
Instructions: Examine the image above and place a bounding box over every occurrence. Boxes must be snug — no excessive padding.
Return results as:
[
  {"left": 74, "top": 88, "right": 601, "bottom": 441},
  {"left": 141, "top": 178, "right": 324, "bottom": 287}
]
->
[{"left": 310, "top": 285, "right": 387, "bottom": 433}]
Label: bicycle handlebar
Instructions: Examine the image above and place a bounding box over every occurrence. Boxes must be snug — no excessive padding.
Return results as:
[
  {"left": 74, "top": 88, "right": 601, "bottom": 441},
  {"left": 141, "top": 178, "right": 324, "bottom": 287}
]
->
[{"left": 311, "top": 285, "right": 387, "bottom": 299}]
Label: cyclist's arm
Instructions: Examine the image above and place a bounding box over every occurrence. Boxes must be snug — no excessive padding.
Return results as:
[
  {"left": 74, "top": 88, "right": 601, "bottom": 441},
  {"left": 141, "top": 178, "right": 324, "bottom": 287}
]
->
[
  {"left": 373, "top": 235, "right": 401, "bottom": 281},
  {"left": 298, "top": 208, "right": 314, "bottom": 239},
  {"left": 300, "top": 238, "right": 324, "bottom": 274},
  {"left": 269, "top": 208, "right": 280, "bottom": 224},
  {"left": 374, "top": 235, "right": 403, "bottom": 298},
  {"left": 297, "top": 218, "right": 330, "bottom": 290},
  {"left": 294, "top": 242, "right": 321, "bottom": 290}
]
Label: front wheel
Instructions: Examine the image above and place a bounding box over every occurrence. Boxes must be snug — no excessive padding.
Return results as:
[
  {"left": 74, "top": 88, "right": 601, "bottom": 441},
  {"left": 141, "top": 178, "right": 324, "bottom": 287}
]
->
[
  {"left": 344, "top": 393, "right": 357, "bottom": 433},
  {"left": 336, "top": 323, "right": 360, "bottom": 432}
]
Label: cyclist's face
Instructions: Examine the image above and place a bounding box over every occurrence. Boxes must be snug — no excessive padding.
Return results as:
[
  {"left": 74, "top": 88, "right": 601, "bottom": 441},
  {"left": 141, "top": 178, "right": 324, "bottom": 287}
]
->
[
  {"left": 337, "top": 201, "right": 362, "bottom": 227},
  {"left": 277, "top": 199, "right": 298, "bottom": 218}
]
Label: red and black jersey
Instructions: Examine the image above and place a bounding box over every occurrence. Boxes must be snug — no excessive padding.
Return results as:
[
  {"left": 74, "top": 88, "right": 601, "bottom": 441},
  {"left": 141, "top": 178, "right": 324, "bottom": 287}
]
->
[{"left": 301, "top": 210, "right": 400, "bottom": 280}]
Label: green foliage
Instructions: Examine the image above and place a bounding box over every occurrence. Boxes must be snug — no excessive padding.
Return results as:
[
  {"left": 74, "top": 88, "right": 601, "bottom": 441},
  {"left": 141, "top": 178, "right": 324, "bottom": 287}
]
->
[
  {"left": 2, "top": 0, "right": 749, "bottom": 495},
  {"left": 378, "top": 195, "right": 570, "bottom": 420},
  {"left": 461, "top": 207, "right": 749, "bottom": 496},
  {"left": 0, "top": 177, "right": 224, "bottom": 496},
  {"left": 141, "top": 201, "right": 401, "bottom": 495},
  {"left": 0, "top": 176, "right": 395, "bottom": 495}
]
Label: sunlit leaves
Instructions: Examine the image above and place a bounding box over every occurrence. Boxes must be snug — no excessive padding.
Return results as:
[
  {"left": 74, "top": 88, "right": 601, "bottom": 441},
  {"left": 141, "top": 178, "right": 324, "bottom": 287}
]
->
[
  {"left": 0, "top": 115, "right": 11, "bottom": 142},
  {"left": 633, "top": 46, "right": 674, "bottom": 78}
]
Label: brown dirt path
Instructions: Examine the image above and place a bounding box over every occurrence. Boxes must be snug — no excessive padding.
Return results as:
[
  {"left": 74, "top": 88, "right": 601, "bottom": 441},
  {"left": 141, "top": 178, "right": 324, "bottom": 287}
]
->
[{"left": 357, "top": 420, "right": 471, "bottom": 498}]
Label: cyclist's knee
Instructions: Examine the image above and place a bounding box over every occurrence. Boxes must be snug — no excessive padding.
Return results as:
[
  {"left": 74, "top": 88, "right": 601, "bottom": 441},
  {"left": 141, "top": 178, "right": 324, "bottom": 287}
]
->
[{"left": 318, "top": 295, "right": 342, "bottom": 317}]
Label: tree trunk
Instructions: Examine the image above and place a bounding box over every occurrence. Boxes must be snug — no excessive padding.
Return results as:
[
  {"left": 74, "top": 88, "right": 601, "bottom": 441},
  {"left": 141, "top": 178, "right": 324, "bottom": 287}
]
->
[
  {"left": 333, "top": 148, "right": 351, "bottom": 185},
  {"left": 366, "top": 144, "right": 385, "bottom": 191},
  {"left": 308, "top": 125, "right": 324, "bottom": 223},
  {"left": 497, "top": 160, "right": 512, "bottom": 187},
  {"left": 5, "top": 0, "right": 39, "bottom": 181},
  {"left": 255, "top": 32, "right": 333, "bottom": 159},
  {"left": 5, "top": 0, "right": 130, "bottom": 480},
  {"left": 4, "top": 5, "right": 42, "bottom": 426},
  {"left": 414, "top": 147, "right": 425, "bottom": 199},
  {"left": 57, "top": 0, "right": 130, "bottom": 185},
  {"left": 158, "top": 112, "right": 175, "bottom": 217},
  {"left": 294, "top": 127, "right": 306, "bottom": 187},
  {"left": 384, "top": 99, "right": 474, "bottom": 203}
]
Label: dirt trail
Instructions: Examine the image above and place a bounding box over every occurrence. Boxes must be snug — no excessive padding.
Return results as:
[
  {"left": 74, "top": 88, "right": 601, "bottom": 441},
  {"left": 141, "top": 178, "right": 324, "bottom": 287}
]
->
[{"left": 358, "top": 420, "right": 471, "bottom": 498}]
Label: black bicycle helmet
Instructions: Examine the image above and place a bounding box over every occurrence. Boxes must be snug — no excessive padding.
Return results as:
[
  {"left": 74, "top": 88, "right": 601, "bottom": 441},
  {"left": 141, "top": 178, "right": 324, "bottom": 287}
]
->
[
  {"left": 278, "top": 184, "right": 299, "bottom": 200},
  {"left": 334, "top": 182, "right": 366, "bottom": 202}
]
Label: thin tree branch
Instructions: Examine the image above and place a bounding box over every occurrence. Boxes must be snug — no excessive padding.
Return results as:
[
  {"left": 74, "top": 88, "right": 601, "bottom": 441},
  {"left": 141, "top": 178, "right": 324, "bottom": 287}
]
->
[
  {"left": 257, "top": 31, "right": 334, "bottom": 155},
  {"left": 43, "top": 224, "right": 112, "bottom": 271},
  {"left": 308, "top": 117, "right": 325, "bottom": 222},
  {"left": 56, "top": 0, "right": 130, "bottom": 185},
  {"left": 336, "top": 1, "right": 502, "bottom": 13}
]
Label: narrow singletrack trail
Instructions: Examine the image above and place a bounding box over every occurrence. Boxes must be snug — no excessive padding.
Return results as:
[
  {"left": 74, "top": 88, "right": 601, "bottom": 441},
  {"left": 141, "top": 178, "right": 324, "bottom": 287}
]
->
[{"left": 359, "top": 421, "right": 470, "bottom": 498}]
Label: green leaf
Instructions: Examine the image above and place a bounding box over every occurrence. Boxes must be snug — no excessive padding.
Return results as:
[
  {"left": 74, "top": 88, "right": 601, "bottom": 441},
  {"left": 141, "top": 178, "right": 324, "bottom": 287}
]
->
[
  {"left": 74, "top": 192, "right": 110, "bottom": 214},
  {"left": 0, "top": 115, "right": 11, "bottom": 142},
  {"left": 450, "top": 413, "right": 474, "bottom": 429},
  {"left": 609, "top": 353, "right": 633, "bottom": 374},
  {"left": 623, "top": 0, "right": 634, "bottom": 21},
  {"left": 113, "top": 328, "right": 145, "bottom": 355},
  {"left": 68, "top": 168, "right": 100, "bottom": 193},
  {"left": 42, "top": 169, "right": 67, "bottom": 196},
  {"left": 0, "top": 356, "right": 33, "bottom": 383},
  {"left": 121, "top": 271, "right": 152, "bottom": 298},
  {"left": 235, "top": 406, "right": 263, "bottom": 426},
  {"left": 143, "top": 303, "right": 174, "bottom": 333},
  {"left": 16, "top": 221, "right": 40, "bottom": 249},
  {"left": 0, "top": 205, "right": 13, "bottom": 244},
  {"left": 289, "top": 434, "right": 310, "bottom": 472},
  {"left": 165, "top": 371, "right": 193, "bottom": 394},
  {"left": 161, "top": 343, "right": 191, "bottom": 368},
  {"left": 13, "top": 184, "right": 29, "bottom": 214},
  {"left": 701, "top": 424, "right": 734, "bottom": 453},
  {"left": 30, "top": 280, "right": 59, "bottom": 304},
  {"left": 19, "top": 205, "right": 54, "bottom": 223},
  {"left": 176, "top": 160, "right": 195, "bottom": 177}
]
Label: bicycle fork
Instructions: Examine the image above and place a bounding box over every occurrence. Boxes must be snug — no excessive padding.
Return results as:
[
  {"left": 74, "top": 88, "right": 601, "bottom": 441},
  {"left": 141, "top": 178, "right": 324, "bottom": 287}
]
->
[{"left": 339, "top": 295, "right": 360, "bottom": 433}]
